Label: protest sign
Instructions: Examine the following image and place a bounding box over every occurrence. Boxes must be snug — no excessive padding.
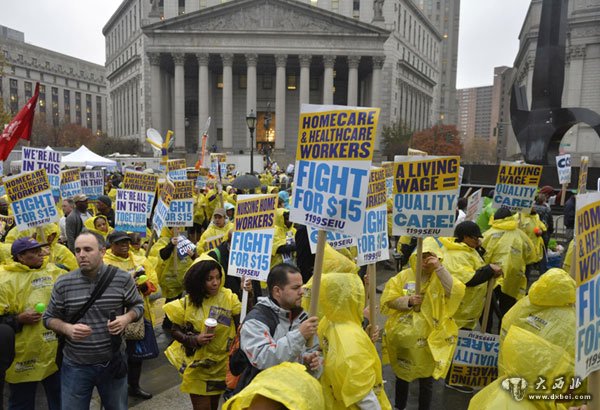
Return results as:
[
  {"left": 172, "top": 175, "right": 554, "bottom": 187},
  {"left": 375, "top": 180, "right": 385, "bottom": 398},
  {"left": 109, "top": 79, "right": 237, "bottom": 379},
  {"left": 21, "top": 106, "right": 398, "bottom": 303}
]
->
[
  {"left": 152, "top": 179, "right": 173, "bottom": 235},
  {"left": 176, "top": 235, "right": 196, "bottom": 259},
  {"left": 579, "top": 156, "right": 589, "bottom": 194},
  {"left": 466, "top": 189, "right": 483, "bottom": 222},
  {"left": 186, "top": 169, "right": 199, "bottom": 182},
  {"left": 80, "top": 170, "right": 104, "bottom": 200},
  {"left": 392, "top": 155, "right": 460, "bottom": 237},
  {"left": 123, "top": 171, "right": 158, "bottom": 218},
  {"left": 0, "top": 214, "right": 15, "bottom": 235},
  {"left": 210, "top": 153, "right": 227, "bottom": 177},
  {"left": 556, "top": 154, "right": 571, "bottom": 185},
  {"left": 0, "top": 177, "right": 6, "bottom": 197},
  {"left": 115, "top": 189, "right": 148, "bottom": 234},
  {"left": 290, "top": 104, "right": 379, "bottom": 237},
  {"left": 5, "top": 169, "right": 59, "bottom": 230},
  {"left": 382, "top": 161, "right": 394, "bottom": 197},
  {"left": 493, "top": 161, "right": 542, "bottom": 213},
  {"left": 166, "top": 180, "right": 194, "bottom": 227},
  {"left": 448, "top": 330, "right": 499, "bottom": 388},
  {"left": 22, "top": 147, "right": 61, "bottom": 201},
  {"left": 196, "top": 167, "right": 210, "bottom": 189},
  {"left": 306, "top": 225, "right": 355, "bottom": 253},
  {"left": 229, "top": 194, "right": 277, "bottom": 281},
  {"left": 575, "top": 192, "right": 600, "bottom": 379},
  {"left": 357, "top": 167, "right": 389, "bottom": 266},
  {"left": 167, "top": 159, "right": 187, "bottom": 181},
  {"left": 60, "top": 169, "right": 82, "bottom": 200}
]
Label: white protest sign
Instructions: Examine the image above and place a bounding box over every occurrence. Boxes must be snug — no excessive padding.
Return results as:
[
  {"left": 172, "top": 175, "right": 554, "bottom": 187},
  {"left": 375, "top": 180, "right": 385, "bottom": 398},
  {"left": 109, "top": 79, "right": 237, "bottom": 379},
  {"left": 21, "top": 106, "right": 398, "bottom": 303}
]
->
[
  {"left": 196, "top": 168, "right": 210, "bottom": 189},
  {"left": 5, "top": 169, "right": 59, "bottom": 230},
  {"left": 115, "top": 189, "right": 148, "bottom": 234},
  {"left": 167, "top": 159, "right": 187, "bottom": 181},
  {"left": 22, "top": 147, "right": 61, "bottom": 202},
  {"left": 575, "top": 192, "right": 600, "bottom": 379},
  {"left": 229, "top": 194, "right": 277, "bottom": 281},
  {"left": 556, "top": 154, "right": 571, "bottom": 185},
  {"left": 466, "top": 189, "right": 483, "bottom": 222},
  {"left": 60, "top": 168, "right": 82, "bottom": 200},
  {"left": 448, "top": 330, "right": 499, "bottom": 388},
  {"left": 306, "top": 225, "right": 355, "bottom": 253},
  {"left": 176, "top": 235, "right": 196, "bottom": 259},
  {"left": 290, "top": 104, "right": 379, "bottom": 237},
  {"left": 166, "top": 180, "right": 194, "bottom": 227},
  {"left": 80, "top": 170, "right": 104, "bottom": 200},
  {"left": 210, "top": 153, "right": 227, "bottom": 178},
  {"left": 152, "top": 180, "right": 173, "bottom": 236},
  {"left": 123, "top": 171, "right": 158, "bottom": 218},
  {"left": 493, "top": 161, "right": 543, "bottom": 213},
  {"left": 357, "top": 167, "right": 389, "bottom": 266},
  {"left": 392, "top": 155, "right": 461, "bottom": 237}
]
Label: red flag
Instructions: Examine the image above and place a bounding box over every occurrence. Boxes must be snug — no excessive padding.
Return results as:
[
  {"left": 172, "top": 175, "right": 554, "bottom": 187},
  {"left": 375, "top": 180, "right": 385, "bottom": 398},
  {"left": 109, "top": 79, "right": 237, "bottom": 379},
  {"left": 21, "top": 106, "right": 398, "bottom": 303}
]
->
[{"left": 0, "top": 82, "right": 39, "bottom": 161}]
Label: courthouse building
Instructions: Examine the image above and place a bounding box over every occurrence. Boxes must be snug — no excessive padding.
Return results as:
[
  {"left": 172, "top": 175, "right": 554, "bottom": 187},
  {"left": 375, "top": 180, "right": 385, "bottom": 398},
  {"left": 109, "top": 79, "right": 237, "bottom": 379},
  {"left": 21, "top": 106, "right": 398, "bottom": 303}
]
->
[
  {"left": 0, "top": 25, "right": 107, "bottom": 135},
  {"left": 104, "top": 0, "right": 442, "bottom": 163}
]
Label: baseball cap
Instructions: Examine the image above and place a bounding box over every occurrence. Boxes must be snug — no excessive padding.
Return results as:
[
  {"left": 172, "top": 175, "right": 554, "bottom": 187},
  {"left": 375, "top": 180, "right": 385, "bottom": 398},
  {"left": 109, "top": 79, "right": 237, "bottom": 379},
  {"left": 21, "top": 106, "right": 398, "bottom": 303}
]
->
[
  {"left": 454, "top": 221, "right": 483, "bottom": 240},
  {"left": 213, "top": 208, "right": 226, "bottom": 217},
  {"left": 73, "top": 193, "right": 88, "bottom": 202},
  {"left": 97, "top": 195, "right": 112, "bottom": 207},
  {"left": 11, "top": 237, "right": 44, "bottom": 257},
  {"left": 107, "top": 231, "right": 132, "bottom": 245}
]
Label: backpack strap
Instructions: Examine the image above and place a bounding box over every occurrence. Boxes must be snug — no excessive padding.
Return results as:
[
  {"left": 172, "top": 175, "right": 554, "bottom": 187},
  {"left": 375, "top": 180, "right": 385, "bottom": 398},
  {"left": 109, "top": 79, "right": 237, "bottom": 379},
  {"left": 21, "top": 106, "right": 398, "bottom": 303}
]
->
[{"left": 68, "top": 265, "right": 118, "bottom": 324}]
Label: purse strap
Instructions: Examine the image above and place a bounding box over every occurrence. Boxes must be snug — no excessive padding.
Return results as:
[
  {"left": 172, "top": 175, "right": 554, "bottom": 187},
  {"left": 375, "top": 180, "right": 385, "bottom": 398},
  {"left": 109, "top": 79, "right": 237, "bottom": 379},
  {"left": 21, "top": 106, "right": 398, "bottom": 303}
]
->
[{"left": 67, "top": 265, "right": 118, "bottom": 324}]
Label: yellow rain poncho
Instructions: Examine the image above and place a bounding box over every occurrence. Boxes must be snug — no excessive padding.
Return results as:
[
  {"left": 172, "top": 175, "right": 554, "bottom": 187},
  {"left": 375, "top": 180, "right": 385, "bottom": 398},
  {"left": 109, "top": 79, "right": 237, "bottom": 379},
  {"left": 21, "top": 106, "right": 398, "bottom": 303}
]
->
[
  {"left": 499, "top": 268, "right": 575, "bottom": 373},
  {"left": 482, "top": 216, "right": 535, "bottom": 300},
  {"left": 223, "top": 362, "right": 324, "bottom": 410},
  {"left": 84, "top": 215, "right": 114, "bottom": 240},
  {"left": 271, "top": 208, "right": 296, "bottom": 267},
  {"left": 318, "top": 273, "right": 392, "bottom": 409},
  {"left": 562, "top": 240, "right": 574, "bottom": 275},
  {"left": 518, "top": 213, "right": 546, "bottom": 264},
  {"left": 381, "top": 238, "right": 465, "bottom": 381},
  {"left": 163, "top": 255, "right": 241, "bottom": 396},
  {"left": 440, "top": 236, "right": 488, "bottom": 329},
  {"left": 103, "top": 249, "right": 159, "bottom": 323},
  {"left": 197, "top": 221, "right": 233, "bottom": 254},
  {"left": 0, "top": 260, "right": 65, "bottom": 383},
  {"left": 301, "top": 243, "right": 359, "bottom": 316},
  {"left": 151, "top": 229, "right": 195, "bottom": 300},
  {"left": 193, "top": 191, "right": 208, "bottom": 226},
  {"left": 469, "top": 327, "right": 574, "bottom": 410}
]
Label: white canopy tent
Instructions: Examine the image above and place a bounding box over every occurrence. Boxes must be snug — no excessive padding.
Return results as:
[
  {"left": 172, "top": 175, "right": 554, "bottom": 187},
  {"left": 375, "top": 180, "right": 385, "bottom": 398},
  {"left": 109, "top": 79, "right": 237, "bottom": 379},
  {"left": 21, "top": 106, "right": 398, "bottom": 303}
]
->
[{"left": 61, "top": 145, "right": 117, "bottom": 168}]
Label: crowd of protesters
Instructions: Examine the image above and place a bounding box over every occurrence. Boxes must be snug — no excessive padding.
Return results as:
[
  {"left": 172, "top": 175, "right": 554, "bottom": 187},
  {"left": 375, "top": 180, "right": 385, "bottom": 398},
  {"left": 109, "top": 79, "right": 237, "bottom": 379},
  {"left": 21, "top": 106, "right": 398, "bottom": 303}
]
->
[{"left": 0, "top": 162, "right": 589, "bottom": 410}]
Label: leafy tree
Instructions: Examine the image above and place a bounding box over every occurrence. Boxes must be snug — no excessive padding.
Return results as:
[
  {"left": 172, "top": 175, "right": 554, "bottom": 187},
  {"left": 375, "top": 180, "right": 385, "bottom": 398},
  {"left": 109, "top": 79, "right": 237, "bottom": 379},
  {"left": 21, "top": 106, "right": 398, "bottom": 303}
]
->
[
  {"left": 381, "top": 120, "right": 412, "bottom": 160},
  {"left": 410, "top": 124, "right": 463, "bottom": 156}
]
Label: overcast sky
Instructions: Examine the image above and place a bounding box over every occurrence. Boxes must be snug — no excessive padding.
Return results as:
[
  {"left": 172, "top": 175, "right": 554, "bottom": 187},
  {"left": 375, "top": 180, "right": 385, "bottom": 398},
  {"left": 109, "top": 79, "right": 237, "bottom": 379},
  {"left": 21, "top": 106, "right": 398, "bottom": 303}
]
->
[{"left": 0, "top": 0, "right": 530, "bottom": 89}]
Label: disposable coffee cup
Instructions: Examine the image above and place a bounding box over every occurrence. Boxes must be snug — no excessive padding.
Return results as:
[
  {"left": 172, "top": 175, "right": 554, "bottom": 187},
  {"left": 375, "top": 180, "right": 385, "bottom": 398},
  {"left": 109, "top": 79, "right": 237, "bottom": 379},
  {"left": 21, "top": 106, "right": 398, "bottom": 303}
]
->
[{"left": 204, "top": 318, "right": 217, "bottom": 334}]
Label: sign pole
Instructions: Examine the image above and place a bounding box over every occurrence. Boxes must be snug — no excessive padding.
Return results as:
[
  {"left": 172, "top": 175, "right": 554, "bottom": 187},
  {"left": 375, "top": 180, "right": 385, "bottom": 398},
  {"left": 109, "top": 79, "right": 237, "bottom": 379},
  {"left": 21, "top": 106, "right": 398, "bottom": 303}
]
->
[
  {"left": 413, "top": 237, "right": 423, "bottom": 313},
  {"left": 172, "top": 227, "right": 179, "bottom": 275},
  {"left": 240, "top": 276, "right": 249, "bottom": 322},
  {"left": 560, "top": 183, "right": 567, "bottom": 206},
  {"left": 309, "top": 230, "right": 327, "bottom": 318},
  {"left": 480, "top": 278, "right": 496, "bottom": 334},
  {"left": 367, "top": 263, "right": 377, "bottom": 340}
]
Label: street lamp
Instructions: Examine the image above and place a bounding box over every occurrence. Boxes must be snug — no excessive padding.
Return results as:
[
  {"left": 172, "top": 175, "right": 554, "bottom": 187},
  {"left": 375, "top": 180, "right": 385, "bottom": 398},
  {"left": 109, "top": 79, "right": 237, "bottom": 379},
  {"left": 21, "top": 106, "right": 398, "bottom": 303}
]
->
[{"left": 246, "top": 109, "right": 257, "bottom": 174}]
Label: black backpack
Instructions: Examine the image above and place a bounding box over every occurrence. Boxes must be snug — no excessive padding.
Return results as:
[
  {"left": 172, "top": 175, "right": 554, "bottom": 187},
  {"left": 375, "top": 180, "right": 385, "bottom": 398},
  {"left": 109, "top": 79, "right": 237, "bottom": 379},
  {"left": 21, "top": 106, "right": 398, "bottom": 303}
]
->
[{"left": 227, "top": 303, "right": 279, "bottom": 396}]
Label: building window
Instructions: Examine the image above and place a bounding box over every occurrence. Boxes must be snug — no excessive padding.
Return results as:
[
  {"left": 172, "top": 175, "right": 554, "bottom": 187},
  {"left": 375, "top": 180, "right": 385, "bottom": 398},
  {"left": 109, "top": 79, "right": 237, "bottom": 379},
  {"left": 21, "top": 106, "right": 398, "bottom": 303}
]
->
[
  {"left": 86, "top": 94, "right": 92, "bottom": 129},
  {"left": 52, "top": 87, "right": 59, "bottom": 126},
  {"left": 24, "top": 81, "right": 32, "bottom": 100},
  {"left": 96, "top": 95, "right": 102, "bottom": 132},
  {"left": 179, "top": 0, "right": 185, "bottom": 15},
  {"left": 310, "top": 77, "right": 318, "bottom": 91},
  {"left": 39, "top": 85, "right": 46, "bottom": 115},
  {"left": 75, "top": 92, "right": 81, "bottom": 124},
  {"left": 286, "top": 74, "right": 297, "bottom": 90},
  {"left": 32, "top": 57, "right": 37, "bottom": 65},
  {"left": 18, "top": 54, "right": 23, "bottom": 62},
  {"left": 9, "top": 79, "right": 18, "bottom": 114},
  {"left": 216, "top": 74, "right": 223, "bottom": 89},
  {"left": 64, "top": 90, "right": 71, "bottom": 123}
]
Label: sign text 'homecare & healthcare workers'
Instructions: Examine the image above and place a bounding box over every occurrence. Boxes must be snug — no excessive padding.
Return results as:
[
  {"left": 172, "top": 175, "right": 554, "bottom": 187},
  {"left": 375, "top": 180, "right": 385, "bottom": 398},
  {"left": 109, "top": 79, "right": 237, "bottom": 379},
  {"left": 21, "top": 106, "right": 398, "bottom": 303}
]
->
[
  {"left": 5, "top": 169, "right": 59, "bottom": 230},
  {"left": 166, "top": 180, "right": 194, "bottom": 227},
  {"left": 493, "top": 161, "right": 542, "bottom": 213},
  {"left": 229, "top": 194, "right": 277, "bottom": 281},
  {"left": 392, "top": 155, "right": 460, "bottom": 237},
  {"left": 357, "top": 167, "right": 389, "bottom": 266},
  {"left": 290, "top": 104, "right": 379, "bottom": 237},
  {"left": 575, "top": 192, "right": 600, "bottom": 379}
]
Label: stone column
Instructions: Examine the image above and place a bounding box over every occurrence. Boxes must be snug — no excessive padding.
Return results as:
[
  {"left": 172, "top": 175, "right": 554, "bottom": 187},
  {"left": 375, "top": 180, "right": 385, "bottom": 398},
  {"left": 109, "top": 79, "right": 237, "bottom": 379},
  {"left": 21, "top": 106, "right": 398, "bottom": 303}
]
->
[
  {"left": 172, "top": 53, "right": 186, "bottom": 150},
  {"left": 148, "top": 53, "right": 162, "bottom": 133},
  {"left": 222, "top": 53, "right": 234, "bottom": 149},
  {"left": 196, "top": 53, "right": 210, "bottom": 141},
  {"left": 323, "top": 55, "right": 335, "bottom": 105},
  {"left": 164, "top": 0, "right": 178, "bottom": 19},
  {"left": 299, "top": 54, "right": 311, "bottom": 107},
  {"left": 371, "top": 56, "right": 384, "bottom": 149},
  {"left": 347, "top": 55, "right": 360, "bottom": 106},
  {"left": 246, "top": 54, "right": 258, "bottom": 149},
  {"left": 275, "top": 54, "right": 287, "bottom": 150}
]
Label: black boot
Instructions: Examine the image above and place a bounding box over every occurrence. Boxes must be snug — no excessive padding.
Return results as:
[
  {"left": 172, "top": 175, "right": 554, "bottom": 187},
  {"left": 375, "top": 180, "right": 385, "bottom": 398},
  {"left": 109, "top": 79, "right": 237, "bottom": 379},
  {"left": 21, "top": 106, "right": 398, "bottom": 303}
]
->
[{"left": 127, "top": 358, "right": 152, "bottom": 400}]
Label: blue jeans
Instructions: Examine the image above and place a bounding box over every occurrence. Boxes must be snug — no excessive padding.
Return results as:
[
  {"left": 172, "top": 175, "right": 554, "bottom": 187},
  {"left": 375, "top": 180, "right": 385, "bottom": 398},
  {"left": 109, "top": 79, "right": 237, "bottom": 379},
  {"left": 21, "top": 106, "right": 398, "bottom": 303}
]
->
[
  {"left": 8, "top": 371, "right": 61, "bottom": 410},
  {"left": 61, "top": 357, "right": 128, "bottom": 410}
]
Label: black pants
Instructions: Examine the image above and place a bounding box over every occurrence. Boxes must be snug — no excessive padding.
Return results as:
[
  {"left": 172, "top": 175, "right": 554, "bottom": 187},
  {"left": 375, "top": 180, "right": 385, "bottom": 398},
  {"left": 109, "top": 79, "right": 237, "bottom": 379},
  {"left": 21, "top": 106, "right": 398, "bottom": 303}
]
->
[
  {"left": 126, "top": 340, "right": 144, "bottom": 388},
  {"left": 395, "top": 376, "right": 433, "bottom": 410},
  {"left": 0, "top": 324, "right": 16, "bottom": 410},
  {"left": 162, "top": 295, "right": 181, "bottom": 330}
]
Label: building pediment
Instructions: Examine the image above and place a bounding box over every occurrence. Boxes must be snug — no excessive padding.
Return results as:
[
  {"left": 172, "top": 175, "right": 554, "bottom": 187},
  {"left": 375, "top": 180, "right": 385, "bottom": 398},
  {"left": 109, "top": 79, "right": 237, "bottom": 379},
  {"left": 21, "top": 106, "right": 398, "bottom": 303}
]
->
[{"left": 143, "top": 0, "right": 389, "bottom": 37}]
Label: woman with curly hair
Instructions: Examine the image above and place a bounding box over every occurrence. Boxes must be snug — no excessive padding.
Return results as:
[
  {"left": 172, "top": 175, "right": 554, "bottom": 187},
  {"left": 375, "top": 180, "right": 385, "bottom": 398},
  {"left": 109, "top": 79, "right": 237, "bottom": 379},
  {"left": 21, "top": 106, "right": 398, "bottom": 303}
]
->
[{"left": 163, "top": 255, "right": 242, "bottom": 410}]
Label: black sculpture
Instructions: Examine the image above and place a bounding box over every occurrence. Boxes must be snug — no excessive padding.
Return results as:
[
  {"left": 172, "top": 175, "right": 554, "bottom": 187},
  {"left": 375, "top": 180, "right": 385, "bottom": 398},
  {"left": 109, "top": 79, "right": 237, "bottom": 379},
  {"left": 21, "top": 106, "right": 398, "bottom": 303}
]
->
[{"left": 510, "top": 0, "right": 600, "bottom": 165}]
